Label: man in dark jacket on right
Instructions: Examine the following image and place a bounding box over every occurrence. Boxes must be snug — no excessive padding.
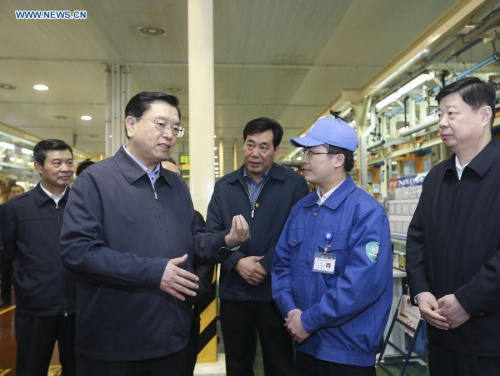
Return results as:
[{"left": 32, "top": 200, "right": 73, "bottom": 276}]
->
[
  {"left": 406, "top": 76, "right": 500, "bottom": 375},
  {"left": 206, "top": 117, "right": 309, "bottom": 375}
]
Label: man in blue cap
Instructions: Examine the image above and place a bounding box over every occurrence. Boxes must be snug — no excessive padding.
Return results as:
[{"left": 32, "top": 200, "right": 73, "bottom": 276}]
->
[{"left": 272, "top": 117, "right": 393, "bottom": 375}]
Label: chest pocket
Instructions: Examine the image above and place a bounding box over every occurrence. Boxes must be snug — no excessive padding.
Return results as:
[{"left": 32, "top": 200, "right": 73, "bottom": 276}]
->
[
  {"left": 287, "top": 227, "right": 307, "bottom": 266},
  {"left": 317, "top": 231, "right": 349, "bottom": 275},
  {"left": 287, "top": 227, "right": 306, "bottom": 248}
]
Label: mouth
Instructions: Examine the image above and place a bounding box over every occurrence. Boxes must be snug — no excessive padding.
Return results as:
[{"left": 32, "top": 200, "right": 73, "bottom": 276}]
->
[{"left": 157, "top": 143, "right": 171, "bottom": 151}]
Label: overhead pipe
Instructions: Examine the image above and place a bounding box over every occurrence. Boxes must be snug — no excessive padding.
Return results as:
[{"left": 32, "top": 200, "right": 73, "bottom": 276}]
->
[
  {"left": 399, "top": 113, "right": 439, "bottom": 137},
  {"left": 389, "top": 51, "right": 500, "bottom": 118},
  {"left": 367, "top": 139, "right": 385, "bottom": 151},
  {"left": 360, "top": 104, "right": 376, "bottom": 191}
]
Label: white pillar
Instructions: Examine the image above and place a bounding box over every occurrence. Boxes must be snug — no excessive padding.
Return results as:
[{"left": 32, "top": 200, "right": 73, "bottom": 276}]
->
[
  {"left": 106, "top": 64, "right": 129, "bottom": 157},
  {"left": 188, "top": 0, "right": 214, "bottom": 217},
  {"left": 233, "top": 138, "right": 238, "bottom": 171}
]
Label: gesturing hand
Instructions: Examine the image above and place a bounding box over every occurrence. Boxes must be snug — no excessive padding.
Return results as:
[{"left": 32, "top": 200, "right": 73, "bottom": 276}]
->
[
  {"left": 224, "top": 215, "right": 250, "bottom": 248},
  {"left": 159, "top": 254, "right": 199, "bottom": 301}
]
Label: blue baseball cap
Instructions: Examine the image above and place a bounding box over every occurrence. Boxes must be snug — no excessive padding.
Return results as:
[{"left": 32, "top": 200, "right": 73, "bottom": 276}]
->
[{"left": 290, "top": 117, "right": 358, "bottom": 151}]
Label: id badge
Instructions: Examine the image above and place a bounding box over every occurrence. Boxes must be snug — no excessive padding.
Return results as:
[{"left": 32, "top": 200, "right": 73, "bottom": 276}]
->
[{"left": 312, "top": 252, "right": 336, "bottom": 274}]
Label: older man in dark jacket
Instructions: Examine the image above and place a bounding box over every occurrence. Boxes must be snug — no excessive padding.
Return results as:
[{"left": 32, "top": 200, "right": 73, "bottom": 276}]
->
[{"left": 206, "top": 117, "right": 309, "bottom": 375}]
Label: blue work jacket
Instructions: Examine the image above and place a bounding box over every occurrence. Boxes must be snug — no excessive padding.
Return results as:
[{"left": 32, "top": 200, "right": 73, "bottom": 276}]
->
[{"left": 272, "top": 176, "right": 392, "bottom": 366}]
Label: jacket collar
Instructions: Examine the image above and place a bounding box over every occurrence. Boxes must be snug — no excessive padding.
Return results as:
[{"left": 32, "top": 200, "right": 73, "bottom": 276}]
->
[
  {"left": 32, "top": 183, "right": 70, "bottom": 207},
  {"left": 300, "top": 175, "right": 356, "bottom": 209},
  {"left": 228, "top": 163, "right": 286, "bottom": 184},
  {"left": 444, "top": 138, "right": 500, "bottom": 179},
  {"left": 114, "top": 146, "right": 173, "bottom": 187}
]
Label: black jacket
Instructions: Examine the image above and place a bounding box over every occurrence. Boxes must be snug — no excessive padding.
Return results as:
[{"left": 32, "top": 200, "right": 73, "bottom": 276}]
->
[
  {"left": 206, "top": 163, "right": 309, "bottom": 301},
  {"left": 0, "top": 184, "right": 75, "bottom": 315},
  {"left": 406, "top": 138, "right": 500, "bottom": 356}
]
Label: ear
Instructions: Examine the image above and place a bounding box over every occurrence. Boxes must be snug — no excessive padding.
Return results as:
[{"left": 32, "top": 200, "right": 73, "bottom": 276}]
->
[
  {"left": 334, "top": 154, "right": 345, "bottom": 168},
  {"left": 273, "top": 145, "right": 280, "bottom": 158},
  {"left": 34, "top": 160, "right": 44, "bottom": 174},
  {"left": 125, "top": 116, "right": 137, "bottom": 138},
  {"left": 481, "top": 106, "right": 493, "bottom": 127}
]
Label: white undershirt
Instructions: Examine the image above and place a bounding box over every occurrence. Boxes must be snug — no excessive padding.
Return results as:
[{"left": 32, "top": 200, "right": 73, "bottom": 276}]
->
[
  {"left": 316, "top": 178, "right": 346, "bottom": 206},
  {"left": 455, "top": 155, "right": 469, "bottom": 180},
  {"left": 40, "top": 183, "right": 67, "bottom": 206}
]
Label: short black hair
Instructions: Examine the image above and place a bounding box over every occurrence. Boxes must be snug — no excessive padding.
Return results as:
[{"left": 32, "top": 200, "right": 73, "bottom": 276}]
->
[
  {"left": 33, "top": 139, "right": 73, "bottom": 166},
  {"left": 9, "top": 184, "right": 24, "bottom": 193},
  {"left": 436, "top": 76, "right": 496, "bottom": 127},
  {"left": 243, "top": 117, "right": 283, "bottom": 149},
  {"left": 124, "top": 92, "right": 181, "bottom": 139},
  {"left": 76, "top": 160, "right": 95, "bottom": 176},
  {"left": 324, "top": 144, "right": 354, "bottom": 173}
]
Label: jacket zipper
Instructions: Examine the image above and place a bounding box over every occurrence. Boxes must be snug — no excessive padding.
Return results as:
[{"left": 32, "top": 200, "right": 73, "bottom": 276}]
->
[
  {"left": 152, "top": 184, "right": 158, "bottom": 200},
  {"left": 239, "top": 177, "right": 270, "bottom": 218},
  {"left": 56, "top": 201, "right": 69, "bottom": 318}
]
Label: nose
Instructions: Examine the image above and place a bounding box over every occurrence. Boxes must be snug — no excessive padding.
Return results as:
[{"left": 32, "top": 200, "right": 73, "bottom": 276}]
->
[
  {"left": 162, "top": 127, "right": 174, "bottom": 139},
  {"left": 438, "top": 115, "right": 447, "bottom": 129}
]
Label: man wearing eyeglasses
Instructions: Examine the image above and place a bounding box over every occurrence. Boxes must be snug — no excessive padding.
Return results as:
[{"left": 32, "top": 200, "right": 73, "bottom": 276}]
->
[
  {"left": 60, "top": 91, "right": 249, "bottom": 375},
  {"left": 272, "top": 117, "right": 392, "bottom": 376},
  {"left": 206, "top": 117, "right": 309, "bottom": 375}
]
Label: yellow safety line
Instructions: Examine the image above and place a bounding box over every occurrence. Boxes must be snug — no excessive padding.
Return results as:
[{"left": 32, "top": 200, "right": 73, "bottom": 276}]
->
[{"left": 0, "top": 305, "right": 15, "bottom": 315}]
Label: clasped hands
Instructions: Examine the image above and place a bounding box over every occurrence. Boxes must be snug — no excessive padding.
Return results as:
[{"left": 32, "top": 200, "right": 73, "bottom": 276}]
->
[{"left": 417, "top": 292, "right": 470, "bottom": 330}]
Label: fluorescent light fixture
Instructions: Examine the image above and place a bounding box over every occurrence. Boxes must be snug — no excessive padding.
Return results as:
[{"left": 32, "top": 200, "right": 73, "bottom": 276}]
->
[
  {"left": 0, "top": 141, "right": 15, "bottom": 150},
  {"left": 33, "top": 84, "right": 49, "bottom": 91},
  {"left": 376, "top": 73, "right": 432, "bottom": 110},
  {"left": 21, "top": 148, "right": 32, "bottom": 155},
  {"left": 81, "top": 115, "right": 92, "bottom": 121},
  {"left": 9, "top": 157, "right": 16, "bottom": 162}
]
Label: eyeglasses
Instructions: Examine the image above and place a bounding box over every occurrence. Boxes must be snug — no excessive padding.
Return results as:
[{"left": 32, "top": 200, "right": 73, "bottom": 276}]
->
[
  {"left": 301, "top": 149, "right": 337, "bottom": 158},
  {"left": 138, "top": 117, "right": 185, "bottom": 137}
]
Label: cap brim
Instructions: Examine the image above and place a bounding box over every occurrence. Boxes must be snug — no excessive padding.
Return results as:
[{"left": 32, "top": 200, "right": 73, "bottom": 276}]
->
[{"left": 290, "top": 137, "right": 325, "bottom": 148}]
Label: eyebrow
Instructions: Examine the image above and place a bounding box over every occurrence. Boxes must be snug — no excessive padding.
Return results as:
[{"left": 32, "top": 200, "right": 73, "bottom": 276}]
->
[{"left": 247, "top": 139, "right": 270, "bottom": 146}]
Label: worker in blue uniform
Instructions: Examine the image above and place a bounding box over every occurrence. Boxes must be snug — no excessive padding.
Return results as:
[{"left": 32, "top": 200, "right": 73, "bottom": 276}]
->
[{"left": 272, "top": 117, "right": 393, "bottom": 376}]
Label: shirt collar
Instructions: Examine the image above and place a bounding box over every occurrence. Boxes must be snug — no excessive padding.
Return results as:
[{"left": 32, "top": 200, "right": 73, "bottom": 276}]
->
[
  {"left": 316, "top": 178, "right": 346, "bottom": 206},
  {"left": 123, "top": 144, "right": 160, "bottom": 177},
  {"left": 40, "top": 183, "right": 67, "bottom": 204},
  {"left": 455, "top": 155, "right": 468, "bottom": 180},
  {"left": 243, "top": 166, "right": 270, "bottom": 183}
]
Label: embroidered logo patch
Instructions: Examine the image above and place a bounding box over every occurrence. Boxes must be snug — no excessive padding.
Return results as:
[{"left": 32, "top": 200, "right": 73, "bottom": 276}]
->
[{"left": 366, "top": 242, "right": 380, "bottom": 262}]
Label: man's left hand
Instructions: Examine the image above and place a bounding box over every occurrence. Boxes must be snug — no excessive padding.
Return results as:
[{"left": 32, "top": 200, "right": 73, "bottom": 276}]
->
[
  {"left": 285, "top": 309, "right": 311, "bottom": 344},
  {"left": 435, "top": 294, "right": 470, "bottom": 329}
]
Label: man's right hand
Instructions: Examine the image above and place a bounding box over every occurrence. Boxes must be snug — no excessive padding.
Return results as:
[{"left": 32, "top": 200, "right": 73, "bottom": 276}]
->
[
  {"left": 224, "top": 215, "right": 250, "bottom": 248},
  {"left": 160, "top": 254, "right": 199, "bottom": 301},
  {"left": 417, "top": 292, "right": 450, "bottom": 330},
  {"left": 235, "top": 256, "right": 268, "bottom": 285}
]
